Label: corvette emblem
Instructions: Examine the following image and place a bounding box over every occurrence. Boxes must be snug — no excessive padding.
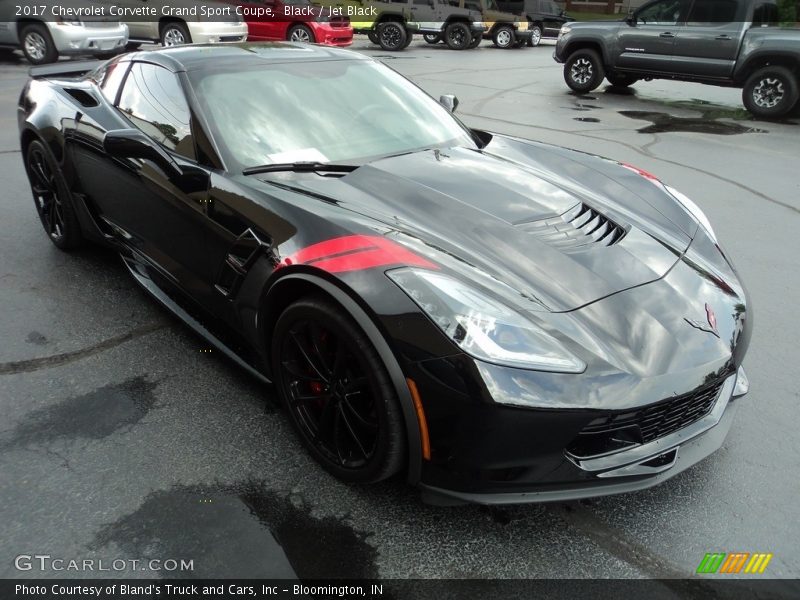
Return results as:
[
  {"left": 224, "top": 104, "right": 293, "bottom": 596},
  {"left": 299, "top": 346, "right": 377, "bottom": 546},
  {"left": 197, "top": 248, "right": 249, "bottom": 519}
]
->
[{"left": 685, "top": 303, "right": 720, "bottom": 338}]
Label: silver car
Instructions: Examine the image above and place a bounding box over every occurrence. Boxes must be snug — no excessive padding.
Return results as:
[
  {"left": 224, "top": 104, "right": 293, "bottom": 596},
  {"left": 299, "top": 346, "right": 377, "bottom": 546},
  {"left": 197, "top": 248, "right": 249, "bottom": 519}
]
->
[
  {"left": 0, "top": 2, "right": 128, "bottom": 64},
  {"left": 121, "top": 0, "right": 248, "bottom": 48}
]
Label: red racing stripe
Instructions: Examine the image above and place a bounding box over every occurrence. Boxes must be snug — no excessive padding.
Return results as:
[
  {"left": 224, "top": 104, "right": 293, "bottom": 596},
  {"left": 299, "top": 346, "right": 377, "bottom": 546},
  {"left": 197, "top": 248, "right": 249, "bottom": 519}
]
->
[{"left": 281, "top": 235, "right": 436, "bottom": 273}]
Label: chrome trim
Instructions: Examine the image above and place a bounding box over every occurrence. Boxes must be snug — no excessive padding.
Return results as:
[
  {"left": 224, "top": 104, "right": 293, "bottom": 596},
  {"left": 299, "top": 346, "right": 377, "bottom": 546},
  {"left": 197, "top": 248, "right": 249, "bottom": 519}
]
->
[{"left": 569, "top": 372, "right": 737, "bottom": 474}]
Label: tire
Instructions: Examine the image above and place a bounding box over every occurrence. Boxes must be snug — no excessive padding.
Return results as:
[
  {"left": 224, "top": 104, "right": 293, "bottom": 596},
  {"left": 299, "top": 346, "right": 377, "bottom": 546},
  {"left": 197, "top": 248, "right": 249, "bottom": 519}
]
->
[
  {"left": 367, "top": 30, "right": 380, "bottom": 45},
  {"left": 563, "top": 48, "right": 605, "bottom": 93},
  {"left": 492, "top": 25, "right": 515, "bottom": 49},
  {"left": 606, "top": 72, "right": 637, "bottom": 88},
  {"left": 160, "top": 21, "right": 192, "bottom": 47},
  {"left": 272, "top": 295, "right": 406, "bottom": 483},
  {"left": 528, "top": 23, "right": 542, "bottom": 47},
  {"left": 20, "top": 24, "right": 57, "bottom": 65},
  {"left": 287, "top": 24, "right": 315, "bottom": 44},
  {"left": 423, "top": 33, "right": 440, "bottom": 44},
  {"left": 399, "top": 31, "right": 413, "bottom": 49},
  {"left": 377, "top": 21, "right": 407, "bottom": 52},
  {"left": 444, "top": 22, "right": 471, "bottom": 50},
  {"left": 468, "top": 34, "right": 482, "bottom": 49},
  {"left": 742, "top": 66, "right": 799, "bottom": 119},
  {"left": 24, "top": 140, "right": 83, "bottom": 250}
]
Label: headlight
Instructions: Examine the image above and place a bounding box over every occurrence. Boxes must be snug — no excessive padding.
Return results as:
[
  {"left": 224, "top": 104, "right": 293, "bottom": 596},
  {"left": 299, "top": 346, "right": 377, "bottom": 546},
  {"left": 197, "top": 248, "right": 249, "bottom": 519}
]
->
[
  {"left": 665, "top": 185, "right": 718, "bottom": 244},
  {"left": 387, "top": 269, "right": 586, "bottom": 373},
  {"left": 559, "top": 24, "right": 571, "bottom": 35}
]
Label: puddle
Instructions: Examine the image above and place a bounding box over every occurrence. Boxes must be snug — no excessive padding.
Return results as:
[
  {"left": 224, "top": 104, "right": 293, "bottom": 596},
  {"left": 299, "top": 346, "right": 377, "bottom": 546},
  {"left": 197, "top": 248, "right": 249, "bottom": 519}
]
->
[
  {"left": 2, "top": 377, "right": 159, "bottom": 447},
  {"left": 91, "top": 484, "right": 379, "bottom": 579},
  {"left": 619, "top": 111, "right": 767, "bottom": 135},
  {"left": 574, "top": 117, "right": 601, "bottom": 123}
]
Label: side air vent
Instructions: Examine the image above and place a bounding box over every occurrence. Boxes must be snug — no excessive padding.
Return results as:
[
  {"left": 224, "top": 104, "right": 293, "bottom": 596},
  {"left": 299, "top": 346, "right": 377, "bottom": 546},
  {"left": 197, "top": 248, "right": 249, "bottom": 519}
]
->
[
  {"left": 516, "top": 203, "right": 626, "bottom": 251},
  {"left": 64, "top": 88, "right": 99, "bottom": 107}
]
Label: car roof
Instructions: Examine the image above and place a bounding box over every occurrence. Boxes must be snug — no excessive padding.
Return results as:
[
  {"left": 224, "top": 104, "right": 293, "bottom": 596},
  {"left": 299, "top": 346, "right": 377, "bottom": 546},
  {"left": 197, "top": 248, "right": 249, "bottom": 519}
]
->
[{"left": 122, "top": 43, "right": 368, "bottom": 73}]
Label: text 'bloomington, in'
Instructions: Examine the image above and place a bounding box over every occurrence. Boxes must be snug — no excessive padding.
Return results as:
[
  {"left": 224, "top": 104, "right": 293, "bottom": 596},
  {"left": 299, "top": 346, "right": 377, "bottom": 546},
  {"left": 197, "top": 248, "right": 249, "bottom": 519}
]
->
[{"left": 15, "top": 583, "right": 383, "bottom": 596}]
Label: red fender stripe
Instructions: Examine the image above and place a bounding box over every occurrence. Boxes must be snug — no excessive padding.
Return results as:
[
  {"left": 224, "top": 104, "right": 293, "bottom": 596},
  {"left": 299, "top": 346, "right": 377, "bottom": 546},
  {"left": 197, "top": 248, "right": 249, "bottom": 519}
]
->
[{"left": 280, "top": 235, "right": 436, "bottom": 273}]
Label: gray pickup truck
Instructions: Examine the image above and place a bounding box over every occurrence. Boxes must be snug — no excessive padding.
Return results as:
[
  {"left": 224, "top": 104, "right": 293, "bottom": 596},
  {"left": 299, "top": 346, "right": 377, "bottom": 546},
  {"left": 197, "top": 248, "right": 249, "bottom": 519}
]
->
[{"left": 554, "top": 0, "right": 800, "bottom": 118}]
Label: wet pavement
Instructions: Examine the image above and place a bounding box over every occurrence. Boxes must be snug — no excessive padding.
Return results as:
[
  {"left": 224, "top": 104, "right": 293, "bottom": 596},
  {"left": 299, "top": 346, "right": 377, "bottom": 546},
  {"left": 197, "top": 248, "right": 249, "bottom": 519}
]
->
[{"left": 1, "top": 38, "right": 799, "bottom": 582}]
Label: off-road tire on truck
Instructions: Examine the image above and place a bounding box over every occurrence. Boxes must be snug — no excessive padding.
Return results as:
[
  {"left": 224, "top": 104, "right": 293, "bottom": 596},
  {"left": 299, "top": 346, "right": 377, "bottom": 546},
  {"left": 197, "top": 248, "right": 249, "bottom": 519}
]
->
[
  {"left": 563, "top": 48, "right": 605, "bottom": 93},
  {"left": 423, "top": 33, "right": 441, "bottom": 44},
  {"left": 444, "top": 22, "right": 471, "bottom": 50},
  {"left": 742, "top": 66, "right": 799, "bottom": 118},
  {"left": 492, "top": 24, "right": 515, "bottom": 49},
  {"left": 377, "top": 21, "right": 407, "bottom": 51}
]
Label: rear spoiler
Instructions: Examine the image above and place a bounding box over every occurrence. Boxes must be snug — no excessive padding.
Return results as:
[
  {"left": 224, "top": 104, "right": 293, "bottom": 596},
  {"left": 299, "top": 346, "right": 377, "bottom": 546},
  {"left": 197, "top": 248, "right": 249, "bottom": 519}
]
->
[{"left": 29, "top": 60, "right": 103, "bottom": 80}]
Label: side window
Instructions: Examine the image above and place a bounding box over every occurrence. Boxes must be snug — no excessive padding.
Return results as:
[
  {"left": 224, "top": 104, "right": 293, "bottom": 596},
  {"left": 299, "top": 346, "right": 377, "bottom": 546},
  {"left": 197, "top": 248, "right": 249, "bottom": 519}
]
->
[
  {"left": 117, "top": 62, "right": 194, "bottom": 160},
  {"left": 99, "top": 62, "right": 129, "bottom": 104},
  {"left": 752, "top": 2, "right": 778, "bottom": 26},
  {"left": 637, "top": 0, "right": 688, "bottom": 25},
  {"left": 686, "top": 0, "right": 739, "bottom": 24}
]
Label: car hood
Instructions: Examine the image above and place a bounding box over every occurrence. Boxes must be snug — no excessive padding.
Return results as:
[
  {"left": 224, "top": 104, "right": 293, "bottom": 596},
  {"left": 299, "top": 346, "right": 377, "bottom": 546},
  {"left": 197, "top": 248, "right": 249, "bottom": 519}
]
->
[{"left": 256, "top": 141, "right": 694, "bottom": 313}]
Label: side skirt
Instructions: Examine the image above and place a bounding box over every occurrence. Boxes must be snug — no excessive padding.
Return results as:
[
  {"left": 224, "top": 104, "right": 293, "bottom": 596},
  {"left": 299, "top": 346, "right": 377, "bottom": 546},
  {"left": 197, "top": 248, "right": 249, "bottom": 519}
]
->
[{"left": 121, "top": 254, "right": 272, "bottom": 386}]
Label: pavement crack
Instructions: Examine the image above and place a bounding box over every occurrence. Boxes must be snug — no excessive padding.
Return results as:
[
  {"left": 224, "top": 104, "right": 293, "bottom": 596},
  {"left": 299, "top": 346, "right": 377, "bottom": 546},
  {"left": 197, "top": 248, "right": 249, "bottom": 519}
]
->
[{"left": 0, "top": 321, "right": 168, "bottom": 375}]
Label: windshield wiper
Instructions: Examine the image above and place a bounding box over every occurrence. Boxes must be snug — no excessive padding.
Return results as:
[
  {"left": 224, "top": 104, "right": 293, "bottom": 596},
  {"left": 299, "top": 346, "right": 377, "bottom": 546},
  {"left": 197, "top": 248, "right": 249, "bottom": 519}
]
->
[{"left": 243, "top": 161, "right": 359, "bottom": 176}]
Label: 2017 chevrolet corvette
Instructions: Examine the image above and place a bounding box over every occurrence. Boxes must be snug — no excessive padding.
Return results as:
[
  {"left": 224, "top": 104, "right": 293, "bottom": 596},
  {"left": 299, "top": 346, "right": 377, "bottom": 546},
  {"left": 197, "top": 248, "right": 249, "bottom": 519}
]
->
[{"left": 18, "top": 44, "right": 751, "bottom": 505}]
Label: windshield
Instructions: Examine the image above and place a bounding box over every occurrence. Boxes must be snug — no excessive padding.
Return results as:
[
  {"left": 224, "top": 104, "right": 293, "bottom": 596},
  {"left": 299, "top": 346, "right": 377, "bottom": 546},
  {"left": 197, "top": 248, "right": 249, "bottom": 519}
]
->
[{"left": 190, "top": 57, "right": 477, "bottom": 170}]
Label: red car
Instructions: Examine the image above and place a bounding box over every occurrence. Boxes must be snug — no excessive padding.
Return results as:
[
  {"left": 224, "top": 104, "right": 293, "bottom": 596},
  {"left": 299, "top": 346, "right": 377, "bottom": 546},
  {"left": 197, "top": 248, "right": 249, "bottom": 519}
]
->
[{"left": 229, "top": 0, "right": 353, "bottom": 46}]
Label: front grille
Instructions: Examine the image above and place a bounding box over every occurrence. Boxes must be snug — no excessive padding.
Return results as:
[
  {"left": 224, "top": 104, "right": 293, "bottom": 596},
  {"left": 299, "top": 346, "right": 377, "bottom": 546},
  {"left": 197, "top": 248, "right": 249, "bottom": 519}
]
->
[
  {"left": 568, "top": 379, "right": 726, "bottom": 459},
  {"left": 517, "top": 202, "right": 626, "bottom": 251}
]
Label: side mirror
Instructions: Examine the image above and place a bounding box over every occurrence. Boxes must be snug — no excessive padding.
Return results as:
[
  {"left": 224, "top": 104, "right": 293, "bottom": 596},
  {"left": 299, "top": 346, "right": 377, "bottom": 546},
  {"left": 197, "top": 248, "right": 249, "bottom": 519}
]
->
[
  {"left": 103, "top": 129, "right": 182, "bottom": 177},
  {"left": 439, "top": 94, "right": 459, "bottom": 113}
]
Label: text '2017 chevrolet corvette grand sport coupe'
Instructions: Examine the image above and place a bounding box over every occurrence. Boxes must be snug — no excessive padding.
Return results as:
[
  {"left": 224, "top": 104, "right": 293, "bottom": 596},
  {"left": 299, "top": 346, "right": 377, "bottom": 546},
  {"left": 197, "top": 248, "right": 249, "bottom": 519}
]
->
[{"left": 18, "top": 44, "right": 751, "bottom": 505}]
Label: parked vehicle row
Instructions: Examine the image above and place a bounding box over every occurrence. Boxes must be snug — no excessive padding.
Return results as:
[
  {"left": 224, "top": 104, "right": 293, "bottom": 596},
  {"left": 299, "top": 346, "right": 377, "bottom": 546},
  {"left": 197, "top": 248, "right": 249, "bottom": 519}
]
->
[
  {"left": 0, "top": 2, "right": 129, "bottom": 65},
  {"left": 554, "top": 0, "right": 800, "bottom": 118}
]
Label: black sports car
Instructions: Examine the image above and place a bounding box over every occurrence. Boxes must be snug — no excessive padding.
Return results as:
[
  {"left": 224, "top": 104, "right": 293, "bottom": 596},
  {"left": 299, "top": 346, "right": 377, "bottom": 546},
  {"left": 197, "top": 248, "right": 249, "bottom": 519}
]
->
[{"left": 18, "top": 44, "right": 751, "bottom": 505}]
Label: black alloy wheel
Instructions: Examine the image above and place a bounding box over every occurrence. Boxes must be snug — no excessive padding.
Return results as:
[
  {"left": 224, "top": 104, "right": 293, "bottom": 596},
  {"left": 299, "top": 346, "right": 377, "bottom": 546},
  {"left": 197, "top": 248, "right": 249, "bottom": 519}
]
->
[
  {"left": 272, "top": 296, "right": 406, "bottom": 482},
  {"left": 468, "top": 34, "right": 482, "bottom": 49},
  {"left": 25, "top": 140, "right": 82, "bottom": 250},
  {"left": 444, "top": 22, "right": 471, "bottom": 50},
  {"left": 377, "top": 22, "right": 408, "bottom": 51}
]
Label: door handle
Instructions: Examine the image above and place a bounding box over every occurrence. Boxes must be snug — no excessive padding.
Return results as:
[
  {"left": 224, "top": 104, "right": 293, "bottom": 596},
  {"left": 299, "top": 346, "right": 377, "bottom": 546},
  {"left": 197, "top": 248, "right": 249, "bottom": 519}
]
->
[
  {"left": 659, "top": 31, "right": 675, "bottom": 38},
  {"left": 715, "top": 34, "right": 732, "bottom": 40}
]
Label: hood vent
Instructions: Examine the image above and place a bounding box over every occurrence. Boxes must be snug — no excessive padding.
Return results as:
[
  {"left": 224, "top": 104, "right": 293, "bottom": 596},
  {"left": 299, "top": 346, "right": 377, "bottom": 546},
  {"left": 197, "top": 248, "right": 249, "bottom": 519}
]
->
[{"left": 516, "top": 202, "right": 626, "bottom": 251}]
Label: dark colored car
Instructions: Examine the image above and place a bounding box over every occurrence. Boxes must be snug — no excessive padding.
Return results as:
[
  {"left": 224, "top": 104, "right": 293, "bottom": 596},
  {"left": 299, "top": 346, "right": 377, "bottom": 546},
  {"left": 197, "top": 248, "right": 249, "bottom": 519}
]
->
[
  {"left": 225, "top": 0, "right": 353, "bottom": 46},
  {"left": 496, "top": 0, "right": 574, "bottom": 45},
  {"left": 18, "top": 44, "right": 751, "bottom": 505},
  {"left": 554, "top": 0, "right": 800, "bottom": 118}
]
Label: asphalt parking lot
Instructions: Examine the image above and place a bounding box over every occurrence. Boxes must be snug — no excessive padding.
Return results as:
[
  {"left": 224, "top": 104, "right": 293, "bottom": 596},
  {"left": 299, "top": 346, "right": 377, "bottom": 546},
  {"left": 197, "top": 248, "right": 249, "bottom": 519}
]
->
[{"left": 1, "top": 36, "right": 799, "bottom": 585}]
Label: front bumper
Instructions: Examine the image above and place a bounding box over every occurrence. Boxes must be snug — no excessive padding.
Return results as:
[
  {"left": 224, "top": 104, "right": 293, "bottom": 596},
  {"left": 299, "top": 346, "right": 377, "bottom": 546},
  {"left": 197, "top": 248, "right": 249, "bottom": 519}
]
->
[
  {"left": 47, "top": 23, "right": 128, "bottom": 55},
  {"left": 419, "top": 368, "right": 747, "bottom": 505},
  {"left": 187, "top": 21, "right": 248, "bottom": 44}
]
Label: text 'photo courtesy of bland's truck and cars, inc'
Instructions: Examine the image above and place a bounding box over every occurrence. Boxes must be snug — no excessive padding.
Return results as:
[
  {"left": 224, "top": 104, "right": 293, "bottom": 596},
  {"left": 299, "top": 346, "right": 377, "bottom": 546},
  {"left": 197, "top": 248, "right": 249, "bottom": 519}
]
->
[{"left": 14, "top": 3, "right": 379, "bottom": 19}]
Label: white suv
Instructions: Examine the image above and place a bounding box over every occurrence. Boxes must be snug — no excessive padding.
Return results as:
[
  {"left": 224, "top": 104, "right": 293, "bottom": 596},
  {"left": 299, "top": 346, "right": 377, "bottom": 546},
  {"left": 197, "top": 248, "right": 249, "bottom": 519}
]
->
[
  {"left": 122, "top": 0, "right": 248, "bottom": 48},
  {"left": 0, "top": 2, "right": 129, "bottom": 65}
]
